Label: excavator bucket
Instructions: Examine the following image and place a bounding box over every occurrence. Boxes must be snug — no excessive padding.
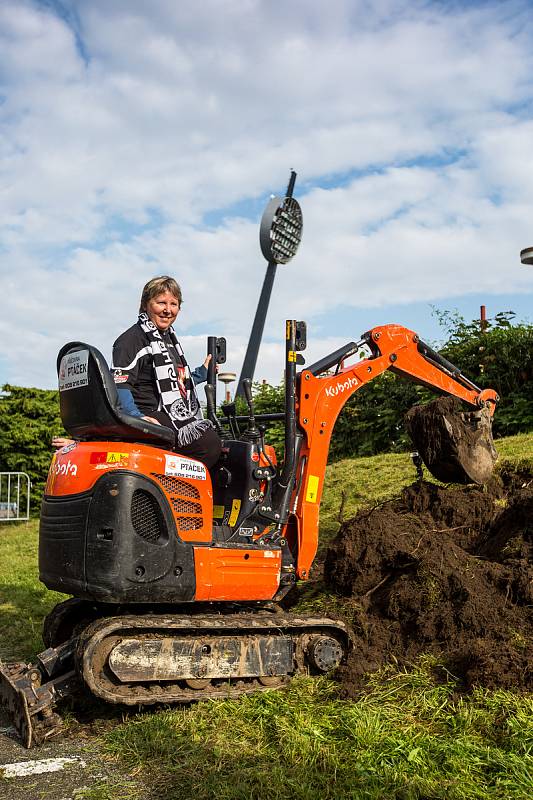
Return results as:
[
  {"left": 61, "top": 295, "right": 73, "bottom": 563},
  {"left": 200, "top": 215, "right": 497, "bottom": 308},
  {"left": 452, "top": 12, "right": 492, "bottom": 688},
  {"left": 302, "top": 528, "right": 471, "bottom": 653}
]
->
[
  {"left": 405, "top": 396, "right": 497, "bottom": 485},
  {"left": 0, "top": 639, "right": 79, "bottom": 747},
  {"left": 0, "top": 658, "right": 67, "bottom": 747}
]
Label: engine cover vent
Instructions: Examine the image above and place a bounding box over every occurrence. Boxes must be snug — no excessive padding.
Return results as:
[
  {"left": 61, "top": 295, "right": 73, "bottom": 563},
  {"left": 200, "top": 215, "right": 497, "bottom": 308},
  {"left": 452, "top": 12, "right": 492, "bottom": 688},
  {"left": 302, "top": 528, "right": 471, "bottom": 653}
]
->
[
  {"left": 171, "top": 498, "right": 202, "bottom": 515},
  {"left": 131, "top": 489, "right": 167, "bottom": 544},
  {"left": 178, "top": 517, "right": 203, "bottom": 532},
  {"left": 150, "top": 474, "right": 200, "bottom": 499}
]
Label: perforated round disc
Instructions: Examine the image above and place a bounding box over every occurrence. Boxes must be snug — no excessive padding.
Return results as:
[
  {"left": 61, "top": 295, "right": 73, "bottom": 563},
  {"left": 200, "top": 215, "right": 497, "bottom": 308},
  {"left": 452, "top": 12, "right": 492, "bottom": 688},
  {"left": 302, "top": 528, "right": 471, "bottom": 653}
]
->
[{"left": 260, "top": 195, "right": 303, "bottom": 264}]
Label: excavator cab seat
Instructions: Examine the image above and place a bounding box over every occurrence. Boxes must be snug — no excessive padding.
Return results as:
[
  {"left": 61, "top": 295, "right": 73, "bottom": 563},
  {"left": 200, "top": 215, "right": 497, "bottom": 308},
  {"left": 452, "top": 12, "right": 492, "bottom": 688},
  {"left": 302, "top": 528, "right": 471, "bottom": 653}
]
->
[{"left": 57, "top": 342, "right": 175, "bottom": 449}]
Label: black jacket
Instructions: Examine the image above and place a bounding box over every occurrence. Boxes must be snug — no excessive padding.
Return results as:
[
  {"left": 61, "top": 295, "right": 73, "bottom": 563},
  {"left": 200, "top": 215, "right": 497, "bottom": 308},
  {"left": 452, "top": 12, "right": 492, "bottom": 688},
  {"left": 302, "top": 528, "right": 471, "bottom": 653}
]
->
[{"left": 111, "top": 323, "right": 207, "bottom": 417}]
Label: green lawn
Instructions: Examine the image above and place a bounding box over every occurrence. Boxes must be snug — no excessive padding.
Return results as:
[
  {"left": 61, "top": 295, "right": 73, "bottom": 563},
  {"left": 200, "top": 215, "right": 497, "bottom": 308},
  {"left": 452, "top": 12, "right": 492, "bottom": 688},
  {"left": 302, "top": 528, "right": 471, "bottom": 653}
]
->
[
  {"left": 1, "top": 432, "right": 532, "bottom": 799},
  {"left": 0, "top": 517, "right": 64, "bottom": 661},
  {"left": 80, "top": 667, "right": 533, "bottom": 800}
]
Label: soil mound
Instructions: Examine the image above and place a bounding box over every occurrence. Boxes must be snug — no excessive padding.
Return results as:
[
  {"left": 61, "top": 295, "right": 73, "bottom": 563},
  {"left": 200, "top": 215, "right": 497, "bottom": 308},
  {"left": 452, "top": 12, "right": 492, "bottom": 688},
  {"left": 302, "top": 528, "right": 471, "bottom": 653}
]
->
[{"left": 324, "top": 468, "right": 532, "bottom": 694}]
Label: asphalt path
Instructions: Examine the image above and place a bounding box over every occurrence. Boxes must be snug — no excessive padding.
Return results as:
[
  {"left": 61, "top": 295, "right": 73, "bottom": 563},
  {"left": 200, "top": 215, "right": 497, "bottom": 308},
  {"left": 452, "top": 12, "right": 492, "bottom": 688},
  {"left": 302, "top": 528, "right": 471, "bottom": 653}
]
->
[{"left": 0, "top": 708, "right": 137, "bottom": 800}]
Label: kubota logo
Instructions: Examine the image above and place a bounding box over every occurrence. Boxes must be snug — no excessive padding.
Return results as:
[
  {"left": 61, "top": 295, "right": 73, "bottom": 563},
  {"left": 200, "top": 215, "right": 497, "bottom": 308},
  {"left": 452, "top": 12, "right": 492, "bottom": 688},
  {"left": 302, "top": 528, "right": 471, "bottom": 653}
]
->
[
  {"left": 54, "top": 460, "right": 77, "bottom": 477},
  {"left": 325, "top": 376, "right": 358, "bottom": 397}
]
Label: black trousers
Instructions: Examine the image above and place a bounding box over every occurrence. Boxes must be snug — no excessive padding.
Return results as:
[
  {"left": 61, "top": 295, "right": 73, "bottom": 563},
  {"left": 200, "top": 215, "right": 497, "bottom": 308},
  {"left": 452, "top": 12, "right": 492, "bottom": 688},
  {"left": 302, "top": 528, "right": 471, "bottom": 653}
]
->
[{"left": 150, "top": 412, "right": 222, "bottom": 469}]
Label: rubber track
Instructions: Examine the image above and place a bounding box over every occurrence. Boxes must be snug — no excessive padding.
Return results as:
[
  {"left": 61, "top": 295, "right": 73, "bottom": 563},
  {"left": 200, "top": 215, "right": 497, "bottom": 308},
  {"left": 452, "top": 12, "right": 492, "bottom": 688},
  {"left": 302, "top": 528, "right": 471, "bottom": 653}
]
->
[{"left": 78, "top": 612, "right": 352, "bottom": 706}]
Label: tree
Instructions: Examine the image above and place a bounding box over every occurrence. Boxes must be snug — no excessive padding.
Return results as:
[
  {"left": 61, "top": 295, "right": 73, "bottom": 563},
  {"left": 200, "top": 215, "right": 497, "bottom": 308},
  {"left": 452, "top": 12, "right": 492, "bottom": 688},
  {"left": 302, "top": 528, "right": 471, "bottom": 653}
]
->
[
  {"left": 330, "top": 372, "right": 423, "bottom": 460},
  {"left": 249, "top": 381, "right": 285, "bottom": 455},
  {"left": 434, "top": 309, "right": 533, "bottom": 437},
  {"left": 0, "top": 385, "right": 64, "bottom": 513}
]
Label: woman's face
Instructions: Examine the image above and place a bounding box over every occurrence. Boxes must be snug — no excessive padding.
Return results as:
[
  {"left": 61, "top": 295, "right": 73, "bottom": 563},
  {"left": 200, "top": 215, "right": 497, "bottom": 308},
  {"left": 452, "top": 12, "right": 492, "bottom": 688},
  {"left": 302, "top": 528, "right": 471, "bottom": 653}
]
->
[{"left": 146, "top": 291, "right": 180, "bottom": 331}]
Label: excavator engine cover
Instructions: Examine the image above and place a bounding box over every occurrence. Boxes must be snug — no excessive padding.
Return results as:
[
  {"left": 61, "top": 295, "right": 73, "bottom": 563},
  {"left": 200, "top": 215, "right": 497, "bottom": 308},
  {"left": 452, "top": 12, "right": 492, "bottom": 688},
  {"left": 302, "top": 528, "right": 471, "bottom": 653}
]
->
[{"left": 405, "top": 396, "right": 497, "bottom": 484}]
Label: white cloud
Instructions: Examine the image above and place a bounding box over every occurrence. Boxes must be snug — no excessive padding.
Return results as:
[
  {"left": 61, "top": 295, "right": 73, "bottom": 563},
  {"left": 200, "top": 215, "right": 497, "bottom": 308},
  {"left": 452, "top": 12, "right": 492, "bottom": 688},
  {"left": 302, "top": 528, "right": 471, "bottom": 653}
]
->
[{"left": 1, "top": 0, "right": 533, "bottom": 389}]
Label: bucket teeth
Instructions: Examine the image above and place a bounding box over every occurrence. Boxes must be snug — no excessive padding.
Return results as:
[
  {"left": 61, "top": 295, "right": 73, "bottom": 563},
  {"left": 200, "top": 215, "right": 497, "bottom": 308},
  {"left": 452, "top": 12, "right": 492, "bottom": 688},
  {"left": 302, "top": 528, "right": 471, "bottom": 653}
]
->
[
  {"left": 0, "top": 664, "right": 56, "bottom": 747},
  {"left": 0, "top": 642, "right": 79, "bottom": 748}
]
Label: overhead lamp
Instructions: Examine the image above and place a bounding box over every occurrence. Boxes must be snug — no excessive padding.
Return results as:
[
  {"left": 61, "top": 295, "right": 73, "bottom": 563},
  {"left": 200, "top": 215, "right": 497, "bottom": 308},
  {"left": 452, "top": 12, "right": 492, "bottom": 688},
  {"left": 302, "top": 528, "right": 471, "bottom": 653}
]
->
[{"left": 520, "top": 247, "right": 533, "bottom": 265}]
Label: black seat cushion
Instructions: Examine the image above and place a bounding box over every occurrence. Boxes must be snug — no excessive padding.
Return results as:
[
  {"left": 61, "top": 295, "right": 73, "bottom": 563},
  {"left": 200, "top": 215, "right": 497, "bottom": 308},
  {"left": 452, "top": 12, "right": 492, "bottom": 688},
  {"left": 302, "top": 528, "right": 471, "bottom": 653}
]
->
[{"left": 57, "top": 342, "right": 175, "bottom": 448}]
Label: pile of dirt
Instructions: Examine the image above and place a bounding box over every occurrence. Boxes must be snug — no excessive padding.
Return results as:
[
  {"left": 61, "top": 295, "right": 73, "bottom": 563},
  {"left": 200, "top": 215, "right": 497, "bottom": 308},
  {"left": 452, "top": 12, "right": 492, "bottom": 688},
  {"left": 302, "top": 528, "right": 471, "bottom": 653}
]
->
[{"left": 324, "top": 466, "right": 532, "bottom": 694}]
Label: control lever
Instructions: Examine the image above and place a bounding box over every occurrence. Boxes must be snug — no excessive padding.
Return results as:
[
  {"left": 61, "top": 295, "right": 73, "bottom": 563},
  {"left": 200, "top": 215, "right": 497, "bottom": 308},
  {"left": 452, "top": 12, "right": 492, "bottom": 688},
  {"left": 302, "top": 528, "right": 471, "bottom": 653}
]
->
[
  {"left": 221, "top": 401, "right": 240, "bottom": 439},
  {"left": 205, "top": 384, "right": 223, "bottom": 434},
  {"left": 241, "top": 378, "right": 260, "bottom": 442}
]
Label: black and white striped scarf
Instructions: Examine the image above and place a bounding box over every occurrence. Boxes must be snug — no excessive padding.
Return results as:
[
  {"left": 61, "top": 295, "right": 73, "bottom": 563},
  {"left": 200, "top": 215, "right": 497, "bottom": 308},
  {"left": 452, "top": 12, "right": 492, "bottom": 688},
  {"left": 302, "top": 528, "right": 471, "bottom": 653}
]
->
[{"left": 138, "top": 313, "right": 212, "bottom": 446}]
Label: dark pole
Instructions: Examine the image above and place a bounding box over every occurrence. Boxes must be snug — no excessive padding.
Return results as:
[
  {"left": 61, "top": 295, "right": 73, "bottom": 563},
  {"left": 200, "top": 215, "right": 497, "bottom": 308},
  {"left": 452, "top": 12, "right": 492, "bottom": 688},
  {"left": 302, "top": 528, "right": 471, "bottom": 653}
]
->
[
  {"left": 480, "top": 304, "right": 487, "bottom": 333},
  {"left": 236, "top": 261, "right": 277, "bottom": 397},
  {"left": 236, "top": 170, "right": 298, "bottom": 398}
]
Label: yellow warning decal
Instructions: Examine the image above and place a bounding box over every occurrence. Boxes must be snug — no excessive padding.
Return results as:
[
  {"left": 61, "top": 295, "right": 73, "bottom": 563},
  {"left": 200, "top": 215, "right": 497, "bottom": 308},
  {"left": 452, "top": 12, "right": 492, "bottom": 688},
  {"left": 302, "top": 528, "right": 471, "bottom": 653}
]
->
[
  {"left": 286, "top": 320, "right": 291, "bottom": 339},
  {"left": 288, "top": 351, "right": 297, "bottom": 362},
  {"left": 213, "top": 504, "right": 225, "bottom": 519},
  {"left": 106, "top": 452, "right": 128, "bottom": 464},
  {"left": 228, "top": 499, "right": 241, "bottom": 526},
  {"left": 306, "top": 475, "right": 320, "bottom": 503}
]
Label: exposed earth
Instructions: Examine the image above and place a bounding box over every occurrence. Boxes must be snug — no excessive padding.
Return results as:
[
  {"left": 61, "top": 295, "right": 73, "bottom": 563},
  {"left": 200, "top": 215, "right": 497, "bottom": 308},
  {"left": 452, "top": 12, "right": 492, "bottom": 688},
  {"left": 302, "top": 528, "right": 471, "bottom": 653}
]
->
[{"left": 324, "top": 464, "right": 533, "bottom": 696}]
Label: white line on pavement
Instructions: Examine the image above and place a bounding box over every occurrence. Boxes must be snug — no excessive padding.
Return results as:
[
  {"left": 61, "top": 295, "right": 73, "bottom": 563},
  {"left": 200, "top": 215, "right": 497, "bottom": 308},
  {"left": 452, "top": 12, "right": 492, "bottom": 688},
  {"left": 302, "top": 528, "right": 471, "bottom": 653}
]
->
[{"left": 0, "top": 756, "right": 87, "bottom": 778}]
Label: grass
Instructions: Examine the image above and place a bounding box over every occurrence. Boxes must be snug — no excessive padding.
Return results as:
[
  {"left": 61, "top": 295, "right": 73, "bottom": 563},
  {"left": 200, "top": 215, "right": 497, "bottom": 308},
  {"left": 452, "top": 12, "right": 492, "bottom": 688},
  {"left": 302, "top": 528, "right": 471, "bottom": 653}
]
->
[
  {"left": 0, "top": 432, "right": 532, "bottom": 799},
  {"left": 80, "top": 664, "right": 533, "bottom": 800},
  {"left": 0, "top": 518, "right": 65, "bottom": 660}
]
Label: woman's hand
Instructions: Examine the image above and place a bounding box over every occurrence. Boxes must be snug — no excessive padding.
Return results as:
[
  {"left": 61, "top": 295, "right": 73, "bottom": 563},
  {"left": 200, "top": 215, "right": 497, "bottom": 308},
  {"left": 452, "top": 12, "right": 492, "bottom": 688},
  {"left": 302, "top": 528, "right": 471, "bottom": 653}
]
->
[
  {"left": 203, "top": 354, "right": 218, "bottom": 373},
  {"left": 52, "top": 437, "right": 75, "bottom": 449},
  {"left": 143, "top": 416, "right": 161, "bottom": 425}
]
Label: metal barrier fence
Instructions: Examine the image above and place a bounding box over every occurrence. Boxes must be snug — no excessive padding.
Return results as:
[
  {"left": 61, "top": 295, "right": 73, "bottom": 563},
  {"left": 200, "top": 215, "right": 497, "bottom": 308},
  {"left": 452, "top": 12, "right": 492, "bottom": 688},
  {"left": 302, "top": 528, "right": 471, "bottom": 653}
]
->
[{"left": 0, "top": 472, "right": 31, "bottom": 522}]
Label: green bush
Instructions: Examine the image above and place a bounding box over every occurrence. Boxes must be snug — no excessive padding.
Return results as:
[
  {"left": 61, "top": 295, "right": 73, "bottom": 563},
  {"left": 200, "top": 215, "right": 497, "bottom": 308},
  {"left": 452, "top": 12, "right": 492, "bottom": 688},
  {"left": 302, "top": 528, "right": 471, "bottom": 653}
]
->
[
  {"left": 436, "top": 309, "right": 533, "bottom": 437},
  {"left": 0, "top": 385, "right": 63, "bottom": 513}
]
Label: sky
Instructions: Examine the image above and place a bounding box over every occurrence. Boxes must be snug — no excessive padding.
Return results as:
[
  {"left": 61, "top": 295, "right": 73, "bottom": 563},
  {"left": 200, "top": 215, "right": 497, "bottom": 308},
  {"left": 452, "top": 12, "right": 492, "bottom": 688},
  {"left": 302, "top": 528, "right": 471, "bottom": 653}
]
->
[{"left": 2, "top": 0, "right": 533, "bottom": 391}]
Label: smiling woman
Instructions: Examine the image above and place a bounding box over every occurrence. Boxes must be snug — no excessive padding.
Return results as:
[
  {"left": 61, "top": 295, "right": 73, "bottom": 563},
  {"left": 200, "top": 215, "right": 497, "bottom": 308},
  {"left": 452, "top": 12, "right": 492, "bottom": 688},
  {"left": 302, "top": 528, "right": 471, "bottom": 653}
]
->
[{"left": 110, "top": 276, "right": 222, "bottom": 468}]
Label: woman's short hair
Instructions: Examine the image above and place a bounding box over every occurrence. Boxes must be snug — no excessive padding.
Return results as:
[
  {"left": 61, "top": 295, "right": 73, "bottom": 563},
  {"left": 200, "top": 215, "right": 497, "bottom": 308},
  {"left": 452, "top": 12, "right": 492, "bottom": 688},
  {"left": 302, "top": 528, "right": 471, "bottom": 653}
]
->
[{"left": 139, "top": 276, "right": 182, "bottom": 312}]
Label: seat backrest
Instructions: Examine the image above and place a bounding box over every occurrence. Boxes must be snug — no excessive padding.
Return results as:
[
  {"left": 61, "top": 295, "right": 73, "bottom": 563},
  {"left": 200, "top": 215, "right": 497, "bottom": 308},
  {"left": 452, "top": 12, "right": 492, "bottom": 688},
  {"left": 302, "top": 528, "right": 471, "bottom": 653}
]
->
[{"left": 57, "top": 342, "right": 175, "bottom": 448}]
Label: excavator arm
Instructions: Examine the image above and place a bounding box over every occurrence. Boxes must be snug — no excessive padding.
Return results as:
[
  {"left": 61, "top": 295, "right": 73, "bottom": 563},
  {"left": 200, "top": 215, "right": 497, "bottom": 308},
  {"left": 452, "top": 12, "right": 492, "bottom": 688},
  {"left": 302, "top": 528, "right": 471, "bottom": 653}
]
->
[{"left": 288, "top": 323, "right": 498, "bottom": 580}]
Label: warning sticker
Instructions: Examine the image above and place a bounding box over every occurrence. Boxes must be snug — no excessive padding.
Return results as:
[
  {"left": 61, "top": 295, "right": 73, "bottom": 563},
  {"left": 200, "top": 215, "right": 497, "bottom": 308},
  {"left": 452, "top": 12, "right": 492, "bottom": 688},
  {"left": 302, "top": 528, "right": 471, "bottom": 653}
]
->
[
  {"left": 305, "top": 475, "right": 320, "bottom": 503},
  {"left": 213, "top": 505, "right": 224, "bottom": 519},
  {"left": 90, "top": 451, "right": 129, "bottom": 466},
  {"left": 106, "top": 452, "right": 128, "bottom": 464},
  {"left": 228, "top": 499, "right": 241, "bottom": 526},
  {"left": 165, "top": 454, "right": 207, "bottom": 481},
  {"left": 58, "top": 350, "right": 89, "bottom": 392}
]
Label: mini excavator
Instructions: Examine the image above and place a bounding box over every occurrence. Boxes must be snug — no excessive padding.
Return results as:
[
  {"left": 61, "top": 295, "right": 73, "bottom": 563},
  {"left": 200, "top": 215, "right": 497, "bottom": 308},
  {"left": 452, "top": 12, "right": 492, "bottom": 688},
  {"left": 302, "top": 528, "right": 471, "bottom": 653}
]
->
[{"left": 0, "top": 319, "right": 498, "bottom": 747}]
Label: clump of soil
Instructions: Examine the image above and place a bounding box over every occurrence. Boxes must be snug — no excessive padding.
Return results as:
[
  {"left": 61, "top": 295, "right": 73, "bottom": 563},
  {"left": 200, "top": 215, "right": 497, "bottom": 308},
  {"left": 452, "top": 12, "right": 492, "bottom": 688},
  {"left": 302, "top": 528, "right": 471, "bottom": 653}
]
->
[
  {"left": 405, "top": 396, "right": 498, "bottom": 484},
  {"left": 324, "top": 467, "right": 533, "bottom": 694}
]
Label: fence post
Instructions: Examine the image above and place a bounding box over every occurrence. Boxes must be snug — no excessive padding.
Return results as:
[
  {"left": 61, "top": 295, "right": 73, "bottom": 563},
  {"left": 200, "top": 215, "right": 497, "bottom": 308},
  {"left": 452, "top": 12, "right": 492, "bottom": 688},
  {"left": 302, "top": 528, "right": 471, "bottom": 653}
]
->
[{"left": 0, "top": 472, "right": 31, "bottom": 522}]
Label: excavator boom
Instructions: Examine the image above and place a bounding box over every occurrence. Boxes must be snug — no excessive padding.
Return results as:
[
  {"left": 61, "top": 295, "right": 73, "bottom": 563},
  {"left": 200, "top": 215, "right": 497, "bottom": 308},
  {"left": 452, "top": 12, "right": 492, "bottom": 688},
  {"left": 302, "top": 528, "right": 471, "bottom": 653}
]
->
[{"left": 289, "top": 323, "right": 498, "bottom": 579}]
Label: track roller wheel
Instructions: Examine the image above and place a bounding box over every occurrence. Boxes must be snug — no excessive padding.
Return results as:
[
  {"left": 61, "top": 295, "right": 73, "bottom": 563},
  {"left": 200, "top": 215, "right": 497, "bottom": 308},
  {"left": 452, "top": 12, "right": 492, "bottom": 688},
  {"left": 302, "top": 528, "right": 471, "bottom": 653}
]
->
[
  {"left": 258, "top": 676, "right": 283, "bottom": 687},
  {"left": 185, "top": 679, "right": 211, "bottom": 690}
]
